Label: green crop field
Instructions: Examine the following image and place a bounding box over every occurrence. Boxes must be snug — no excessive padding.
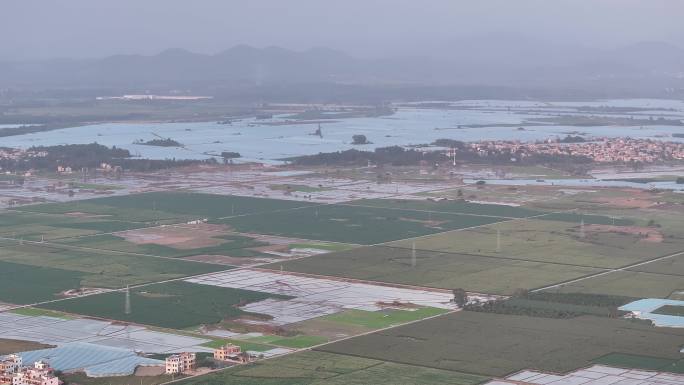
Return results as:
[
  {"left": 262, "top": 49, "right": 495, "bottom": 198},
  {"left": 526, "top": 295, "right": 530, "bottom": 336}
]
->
[
  {"left": 551, "top": 253, "right": 684, "bottom": 298},
  {"left": 221, "top": 204, "right": 508, "bottom": 244},
  {"left": 556, "top": 270, "right": 684, "bottom": 298},
  {"left": 175, "top": 350, "right": 488, "bottom": 385},
  {"left": 347, "top": 198, "right": 539, "bottom": 218},
  {"left": 318, "top": 311, "right": 684, "bottom": 377},
  {"left": 40, "top": 281, "right": 289, "bottom": 329},
  {"left": 0, "top": 211, "right": 143, "bottom": 241},
  {"left": 16, "top": 192, "right": 313, "bottom": 223},
  {"left": 389, "top": 219, "right": 682, "bottom": 269},
  {"left": 0, "top": 242, "right": 227, "bottom": 288},
  {"left": 55, "top": 233, "right": 269, "bottom": 259},
  {"left": 538, "top": 212, "right": 633, "bottom": 226},
  {"left": 628, "top": 253, "right": 684, "bottom": 275},
  {"left": 593, "top": 353, "right": 684, "bottom": 373},
  {"left": 267, "top": 246, "right": 601, "bottom": 295},
  {"left": 653, "top": 305, "right": 684, "bottom": 316},
  {"left": 0, "top": 260, "right": 85, "bottom": 304}
]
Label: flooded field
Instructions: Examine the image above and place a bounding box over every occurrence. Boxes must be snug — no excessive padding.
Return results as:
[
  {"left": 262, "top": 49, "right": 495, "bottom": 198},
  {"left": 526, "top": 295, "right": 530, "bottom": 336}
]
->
[{"left": 4, "top": 99, "right": 684, "bottom": 163}]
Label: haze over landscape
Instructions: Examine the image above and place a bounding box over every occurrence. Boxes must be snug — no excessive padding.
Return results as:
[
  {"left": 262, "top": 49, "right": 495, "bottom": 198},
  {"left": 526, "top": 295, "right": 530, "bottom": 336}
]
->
[
  {"left": 2, "top": 2, "right": 684, "bottom": 385},
  {"left": 2, "top": 0, "right": 684, "bottom": 96}
]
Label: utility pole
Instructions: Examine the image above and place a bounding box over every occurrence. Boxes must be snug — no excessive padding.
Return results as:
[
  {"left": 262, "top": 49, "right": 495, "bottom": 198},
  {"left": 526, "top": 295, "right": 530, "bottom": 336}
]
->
[
  {"left": 411, "top": 242, "right": 416, "bottom": 268},
  {"left": 124, "top": 285, "right": 131, "bottom": 315},
  {"left": 496, "top": 229, "right": 501, "bottom": 253}
]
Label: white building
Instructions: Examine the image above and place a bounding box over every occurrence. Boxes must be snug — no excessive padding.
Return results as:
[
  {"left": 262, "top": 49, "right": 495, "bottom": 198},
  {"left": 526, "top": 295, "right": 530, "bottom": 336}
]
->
[{"left": 165, "top": 352, "right": 196, "bottom": 374}]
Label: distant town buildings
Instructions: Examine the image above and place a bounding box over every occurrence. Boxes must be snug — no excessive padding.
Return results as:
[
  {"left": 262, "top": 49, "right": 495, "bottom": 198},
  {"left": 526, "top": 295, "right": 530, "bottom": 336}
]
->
[
  {"left": 165, "top": 352, "right": 196, "bottom": 374},
  {"left": 463, "top": 137, "right": 684, "bottom": 164},
  {"left": 0, "top": 355, "right": 59, "bottom": 385},
  {"left": 0, "top": 148, "right": 46, "bottom": 163},
  {"left": 96, "top": 95, "right": 212, "bottom": 101}
]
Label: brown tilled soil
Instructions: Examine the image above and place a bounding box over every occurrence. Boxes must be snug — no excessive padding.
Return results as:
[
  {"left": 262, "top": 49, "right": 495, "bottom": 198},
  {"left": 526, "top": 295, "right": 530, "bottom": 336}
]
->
[
  {"left": 586, "top": 224, "right": 664, "bottom": 243},
  {"left": 0, "top": 339, "right": 54, "bottom": 355},
  {"left": 117, "top": 224, "right": 231, "bottom": 249}
]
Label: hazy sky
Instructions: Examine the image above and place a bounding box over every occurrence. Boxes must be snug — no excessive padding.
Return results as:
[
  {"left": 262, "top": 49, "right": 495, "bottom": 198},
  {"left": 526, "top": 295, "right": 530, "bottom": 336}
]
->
[{"left": 2, "top": 0, "right": 683, "bottom": 60}]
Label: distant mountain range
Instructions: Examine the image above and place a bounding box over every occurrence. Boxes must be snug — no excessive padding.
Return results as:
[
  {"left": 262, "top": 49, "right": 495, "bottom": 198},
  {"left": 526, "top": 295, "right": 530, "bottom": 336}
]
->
[{"left": 1, "top": 39, "right": 683, "bottom": 97}]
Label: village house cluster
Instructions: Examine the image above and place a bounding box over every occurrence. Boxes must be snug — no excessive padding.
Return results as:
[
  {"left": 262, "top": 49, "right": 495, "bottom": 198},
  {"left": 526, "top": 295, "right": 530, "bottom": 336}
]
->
[
  {"left": 465, "top": 138, "right": 684, "bottom": 163},
  {"left": 164, "top": 344, "right": 249, "bottom": 375},
  {"left": 0, "top": 355, "right": 59, "bottom": 385},
  {"left": 0, "top": 148, "right": 47, "bottom": 162},
  {"left": 0, "top": 147, "right": 47, "bottom": 165}
]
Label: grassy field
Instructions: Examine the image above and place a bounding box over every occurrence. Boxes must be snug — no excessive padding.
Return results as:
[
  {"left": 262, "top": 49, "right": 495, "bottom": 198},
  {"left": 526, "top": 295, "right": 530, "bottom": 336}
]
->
[
  {"left": 322, "top": 307, "right": 449, "bottom": 329},
  {"left": 175, "top": 350, "right": 488, "bottom": 385},
  {"left": 318, "top": 311, "right": 684, "bottom": 377},
  {"left": 389, "top": 219, "right": 683, "bottom": 268},
  {"left": 268, "top": 335, "right": 329, "bottom": 348},
  {"left": 221, "top": 204, "right": 508, "bottom": 244},
  {"left": 61, "top": 373, "right": 174, "bottom": 385},
  {"left": 10, "top": 307, "right": 73, "bottom": 319},
  {"left": 556, "top": 270, "right": 684, "bottom": 298},
  {"left": 16, "top": 192, "right": 314, "bottom": 223},
  {"left": 266, "top": 246, "right": 602, "bottom": 295},
  {"left": 40, "top": 281, "right": 289, "bottom": 329},
  {"left": 0, "top": 242, "right": 227, "bottom": 288}
]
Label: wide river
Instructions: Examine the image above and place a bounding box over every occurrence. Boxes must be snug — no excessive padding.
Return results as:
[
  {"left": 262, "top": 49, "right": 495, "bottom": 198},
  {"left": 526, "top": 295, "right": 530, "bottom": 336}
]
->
[{"left": 4, "top": 99, "right": 684, "bottom": 164}]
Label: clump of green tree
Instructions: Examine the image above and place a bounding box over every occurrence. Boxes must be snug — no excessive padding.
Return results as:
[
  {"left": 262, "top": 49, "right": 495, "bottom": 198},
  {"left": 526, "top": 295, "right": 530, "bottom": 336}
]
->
[
  {"left": 523, "top": 292, "right": 636, "bottom": 307},
  {"left": 559, "top": 135, "right": 586, "bottom": 143},
  {"left": 0, "top": 143, "right": 217, "bottom": 172},
  {"left": 352, "top": 134, "right": 370, "bottom": 145},
  {"left": 464, "top": 292, "right": 634, "bottom": 319},
  {"left": 221, "top": 151, "right": 241, "bottom": 164},
  {"left": 134, "top": 138, "right": 183, "bottom": 147},
  {"left": 290, "top": 143, "right": 592, "bottom": 168}
]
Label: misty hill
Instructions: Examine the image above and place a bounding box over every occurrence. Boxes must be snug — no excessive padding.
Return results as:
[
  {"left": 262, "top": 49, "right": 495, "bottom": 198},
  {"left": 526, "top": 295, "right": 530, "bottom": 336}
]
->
[
  {"left": 0, "top": 46, "right": 362, "bottom": 88},
  {"left": 1, "top": 40, "right": 683, "bottom": 96}
]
